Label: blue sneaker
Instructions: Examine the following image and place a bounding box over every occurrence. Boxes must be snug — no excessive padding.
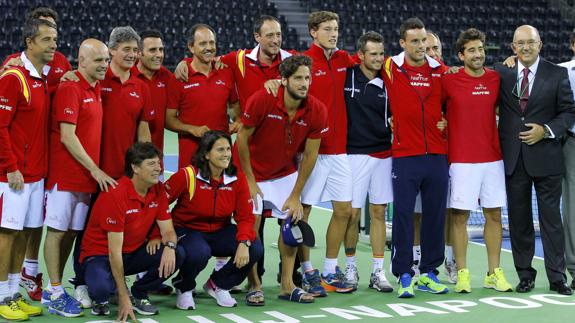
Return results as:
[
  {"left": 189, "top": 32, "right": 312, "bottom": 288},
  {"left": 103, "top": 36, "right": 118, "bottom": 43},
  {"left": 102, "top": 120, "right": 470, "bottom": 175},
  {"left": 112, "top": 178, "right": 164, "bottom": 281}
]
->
[
  {"left": 397, "top": 273, "right": 416, "bottom": 298},
  {"left": 41, "top": 289, "right": 52, "bottom": 306},
  {"left": 321, "top": 266, "right": 354, "bottom": 293},
  {"left": 417, "top": 271, "right": 449, "bottom": 294},
  {"left": 302, "top": 269, "right": 327, "bottom": 297},
  {"left": 48, "top": 292, "right": 84, "bottom": 317}
]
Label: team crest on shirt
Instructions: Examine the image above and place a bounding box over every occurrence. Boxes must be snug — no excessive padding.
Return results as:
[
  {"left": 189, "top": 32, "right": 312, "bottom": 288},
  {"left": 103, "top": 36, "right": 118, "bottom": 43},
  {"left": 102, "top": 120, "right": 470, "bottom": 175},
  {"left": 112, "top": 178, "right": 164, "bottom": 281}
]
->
[
  {"left": 157, "top": 81, "right": 166, "bottom": 88},
  {"left": 64, "top": 107, "right": 74, "bottom": 115},
  {"left": 149, "top": 201, "right": 159, "bottom": 208},
  {"left": 320, "top": 127, "right": 329, "bottom": 134},
  {"left": 32, "top": 81, "right": 42, "bottom": 88},
  {"left": 129, "top": 91, "right": 140, "bottom": 98},
  {"left": 215, "top": 80, "right": 226, "bottom": 86},
  {"left": 83, "top": 98, "right": 94, "bottom": 103},
  {"left": 55, "top": 67, "right": 64, "bottom": 74},
  {"left": 295, "top": 119, "right": 308, "bottom": 127},
  {"left": 200, "top": 184, "right": 211, "bottom": 190}
]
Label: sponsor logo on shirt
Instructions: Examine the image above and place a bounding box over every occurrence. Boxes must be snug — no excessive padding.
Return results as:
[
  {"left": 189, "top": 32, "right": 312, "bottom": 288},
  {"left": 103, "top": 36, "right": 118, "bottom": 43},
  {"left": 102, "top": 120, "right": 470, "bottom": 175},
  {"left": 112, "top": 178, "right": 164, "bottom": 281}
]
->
[
  {"left": 432, "top": 73, "right": 442, "bottom": 78},
  {"left": 126, "top": 208, "right": 140, "bottom": 214},
  {"left": 219, "top": 186, "right": 232, "bottom": 191},
  {"left": 184, "top": 83, "right": 200, "bottom": 89},
  {"left": 215, "top": 80, "right": 226, "bottom": 86},
  {"left": 149, "top": 201, "right": 159, "bottom": 208},
  {"left": 106, "top": 217, "right": 117, "bottom": 225},
  {"left": 409, "top": 73, "right": 431, "bottom": 87},
  {"left": 337, "top": 67, "right": 346, "bottom": 72},
  {"left": 320, "top": 127, "right": 329, "bottom": 134},
  {"left": 472, "top": 83, "right": 490, "bottom": 95},
  {"left": 157, "top": 81, "right": 166, "bottom": 88},
  {"left": 0, "top": 97, "right": 8, "bottom": 103},
  {"left": 249, "top": 63, "right": 257, "bottom": 67},
  {"left": 64, "top": 107, "right": 74, "bottom": 115},
  {"left": 129, "top": 91, "right": 140, "bottom": 98},
  {"left": 55, "top": 67, "right": 64, "bottom": 74},
  {"left": 0, "top": 104, "right": 13, "bottom": 111},
  {"left": 295, "top": 119, "right": 308, "bottom": 127},
  {"left": 344, "top": 87, "right": 361, "bottom": 93},
  {"left": 32, "top": 81, "right": 42, "bottom": 88},
  {"left": 243, "top": 112, "right": 250, "bottom": 119},
  {"left": 377, "top": 92, "right": 386, "bottom": 98},
  {"left": 266, "top": 114, "right": 283, "bottom": 120},
  {"left": 102, "top": 87, "right": 113, "bottom": 92},
  {"left": 315, "top": 70, "right": 326, "bottom": 77},
  {"left": 200, "top": 184, "right": 211, "bottom": 190},
  {"left": 83, "top": 98, "right": 94, "bottom": 103}
]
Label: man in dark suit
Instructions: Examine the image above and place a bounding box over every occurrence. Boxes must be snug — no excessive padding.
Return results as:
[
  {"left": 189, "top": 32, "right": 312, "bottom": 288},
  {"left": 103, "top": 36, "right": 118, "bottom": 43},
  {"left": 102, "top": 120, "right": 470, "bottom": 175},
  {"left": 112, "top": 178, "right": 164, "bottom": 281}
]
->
[{"left": 495, "top": 25, "right": 575, "bottom": 295}]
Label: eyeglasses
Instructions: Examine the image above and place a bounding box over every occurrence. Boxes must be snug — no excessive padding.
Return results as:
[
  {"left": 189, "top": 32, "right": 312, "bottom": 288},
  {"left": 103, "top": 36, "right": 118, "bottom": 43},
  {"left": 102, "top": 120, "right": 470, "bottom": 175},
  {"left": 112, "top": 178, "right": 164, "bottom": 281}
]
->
[{"left": 511, "top": 40, "right": 541, "bottom": 49}]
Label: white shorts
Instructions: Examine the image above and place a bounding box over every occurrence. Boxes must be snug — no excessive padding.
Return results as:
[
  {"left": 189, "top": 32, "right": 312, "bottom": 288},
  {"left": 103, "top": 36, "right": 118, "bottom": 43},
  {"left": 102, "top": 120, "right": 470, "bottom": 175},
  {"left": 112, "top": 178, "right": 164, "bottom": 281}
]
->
[
  {"left": 449, "top": 160, "right": 507, "bottom": 211},
  {"left": 349, "top": 155, "right": 393, "bottom": 208},
  {"left": 414, "top": 182, "right": 451, "bottom": 213},
  {"left": 253, "top": 171, "right": 298, "bottom": 219},
  {"left": 301, "top": 154, "right": 353, "bottom": 205},
  {"left": 44, "top": 184, "right": 91, "bottom": 231},
  {"left": 0, "top": 179, "right": 45, "bottom": 230}
]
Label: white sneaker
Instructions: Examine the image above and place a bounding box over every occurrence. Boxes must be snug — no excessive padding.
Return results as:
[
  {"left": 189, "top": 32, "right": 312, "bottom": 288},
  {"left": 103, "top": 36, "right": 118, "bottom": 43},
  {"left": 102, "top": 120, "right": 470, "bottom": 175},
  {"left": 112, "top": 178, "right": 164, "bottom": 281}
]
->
[
  {"left": 344, "top": 264, "right": 359, "bottom": 291},
  {"left": 74, "top": 285, "right": 92, "bottom": 309},
  {"left": 203, "top": 279, "right": 237, "bottom": 307},
  {"left": 176, "top": 290, "right": 195, "bottom": 310},
  {"left": 369, "top": 268, "right": 393, "bottom": 292},
  {"left": 444, "top": 259, "right": 458, "bottom": 284}
]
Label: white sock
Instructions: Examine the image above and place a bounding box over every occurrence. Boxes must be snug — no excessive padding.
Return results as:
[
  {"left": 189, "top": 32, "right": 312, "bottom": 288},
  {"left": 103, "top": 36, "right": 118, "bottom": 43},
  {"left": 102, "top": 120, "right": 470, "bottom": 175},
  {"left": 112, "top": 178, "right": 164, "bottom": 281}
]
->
[
  {"left": 300, "top": 261, "right": 313, "bottom": 273},
  {"left": 323, "top": 258, "right": 338, "bottom": 275},
  {"left": 50, "top": 283, "right": 65, "bottom": 298},
  {"left": 0, "top": 280, "right": 10, "bottom": 300},
  {"left": 372, "top": 257, "right": 384, "bottom": 272},
  {"left": 345, "top": 255, "right": 356, "bottom": 266},
  {"left": 214, "top": 258, "right": 228, "bottom": 271},
  {"left": 23, "top": 258, "right": 39, "bottom": 277},
  {"left": 137, "top": 271, "right": 147, "bottom": 279},
  {"left": 8, "top": 273, "right": 20, "bottom": 296},
  {"left": 413, "top": 245, "right": 421, "bottom": 262},
  {"left": 445, "top": 245, "right": 454, "bottom": 263}
]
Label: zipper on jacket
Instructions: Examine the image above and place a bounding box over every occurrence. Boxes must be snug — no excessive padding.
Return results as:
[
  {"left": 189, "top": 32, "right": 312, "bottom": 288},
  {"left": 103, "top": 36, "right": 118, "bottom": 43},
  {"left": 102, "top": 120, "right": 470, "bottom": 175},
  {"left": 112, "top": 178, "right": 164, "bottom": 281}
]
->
[
  {"left": 211, "top": 186, "right": 218, "bottom": 232},
  {"left": 327, "top": 59, "right": 337, "bottom": 151},
  {"left": 421, "top": 103, "right": 428, "bottom": 154}
]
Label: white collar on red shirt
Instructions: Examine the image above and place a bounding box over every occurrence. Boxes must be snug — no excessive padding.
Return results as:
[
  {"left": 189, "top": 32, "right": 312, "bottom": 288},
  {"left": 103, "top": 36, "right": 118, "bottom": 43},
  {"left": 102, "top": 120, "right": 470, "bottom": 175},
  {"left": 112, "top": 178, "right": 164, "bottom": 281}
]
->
[
  {"left": 196, "top": 172, "right": 238, "bottom": 185},
  {"left": 20, "top": 52, "right": 51, "bottom": 78},
  {"left": 391, "top": 51, "right": 441, "bottom": 69},
  {"left": 245, "top": 44, "right": 292, "bottom": 62}
]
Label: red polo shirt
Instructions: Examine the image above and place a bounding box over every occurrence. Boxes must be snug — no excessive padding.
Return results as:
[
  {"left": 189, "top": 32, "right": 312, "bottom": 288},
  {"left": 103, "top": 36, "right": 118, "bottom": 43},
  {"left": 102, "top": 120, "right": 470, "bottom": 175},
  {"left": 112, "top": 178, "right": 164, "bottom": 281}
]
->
[
  {"left": 79, "top": 176, "right": 171, "bottom": 262},
  {"left": 47, "top": 71, "right": 103, "bottom": 193},
  {"left": 242, "top": 88, "right": 328, "bottom": 181},
  {"left": 304, "top": 43, "right": 355, "bottom": 155},
  {"left": 4, "top": 51, "right": 72, "bottom": 96},
  {"left": 168, "top": 60, "right": 237, "bottom": 168},
  {"left": 100, "top": 67, "right": 154, "bottom": 179},
  {"left": 0, "top": 58, "right": 50, "bottom": 182},
  {"left": 165, "top": 166, "right": 255, "bottom": 241},
  {"left": 132, "top": 65, "right": 174, "bottom": 152}
]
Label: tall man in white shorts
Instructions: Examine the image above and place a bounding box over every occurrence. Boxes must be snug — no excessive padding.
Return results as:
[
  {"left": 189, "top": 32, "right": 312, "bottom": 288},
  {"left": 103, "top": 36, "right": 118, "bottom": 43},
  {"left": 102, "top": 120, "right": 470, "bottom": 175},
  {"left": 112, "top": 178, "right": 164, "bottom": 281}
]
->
[
  {"left": 442, "top": 28, "right": 512, "bottom": 293},
  {"left": 42, "top": 39, "right": 117, "bottom": 317},
  {"left": 238, "top": 55, "right": 327, "bottom": 303},
  {"left": 0, "top": 18, "right": 57, "bottom": 321},
  {"left": 341, "top": 31, "right": 393, "bottom": 293}
]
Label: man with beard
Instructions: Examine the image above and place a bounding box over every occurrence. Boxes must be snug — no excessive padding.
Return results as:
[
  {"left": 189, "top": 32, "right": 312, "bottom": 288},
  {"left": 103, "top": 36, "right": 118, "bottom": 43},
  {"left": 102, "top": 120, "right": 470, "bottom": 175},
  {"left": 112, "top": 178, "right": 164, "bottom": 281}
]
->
[
  {"left": 443, "top": 28, "right": 512, "bottom": 294},
  {"left": 237, "top": 55, "right": 327, "bottom": 304}
]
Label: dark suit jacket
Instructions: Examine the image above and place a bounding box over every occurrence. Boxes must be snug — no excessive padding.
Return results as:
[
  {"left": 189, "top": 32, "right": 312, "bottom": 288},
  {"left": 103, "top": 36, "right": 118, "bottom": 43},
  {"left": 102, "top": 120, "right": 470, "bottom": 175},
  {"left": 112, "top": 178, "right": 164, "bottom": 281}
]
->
[{"left": 495, "top": 58, "right": 575, "bottom": 177}]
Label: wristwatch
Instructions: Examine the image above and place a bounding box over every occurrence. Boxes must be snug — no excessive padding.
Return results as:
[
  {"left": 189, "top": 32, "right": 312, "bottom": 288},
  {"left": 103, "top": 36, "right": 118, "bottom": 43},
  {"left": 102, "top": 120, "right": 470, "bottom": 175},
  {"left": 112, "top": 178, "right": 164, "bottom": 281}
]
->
[
  {"left": 239, "top": 240, "right": 251, "bottom": 247},
  {"left": 543, "top": 126, "right": 551, "bottom": 139},
  {"left": 166, "top": 241, "right": 177, "bottom": 250}
]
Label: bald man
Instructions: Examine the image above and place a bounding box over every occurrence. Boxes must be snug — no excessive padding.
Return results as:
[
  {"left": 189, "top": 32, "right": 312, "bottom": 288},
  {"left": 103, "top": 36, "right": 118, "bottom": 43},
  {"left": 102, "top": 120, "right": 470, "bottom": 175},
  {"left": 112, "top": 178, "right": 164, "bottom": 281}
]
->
[
  {"left": 42, "top": 39, "right": 116, "bottom": 317},
  {"left": 495, "top": 25, "right": 575, "bottom": 295}
]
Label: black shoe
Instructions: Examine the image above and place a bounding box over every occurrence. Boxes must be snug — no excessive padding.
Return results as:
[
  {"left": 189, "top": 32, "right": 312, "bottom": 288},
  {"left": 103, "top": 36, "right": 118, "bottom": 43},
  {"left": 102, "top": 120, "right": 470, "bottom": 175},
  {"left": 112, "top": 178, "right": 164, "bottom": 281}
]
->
[
  {"left": 515, "top": 279, "right": 535, "bottom": 293},
  {"left": 550, "top": 281, "right": 573, "bottom": 295}
]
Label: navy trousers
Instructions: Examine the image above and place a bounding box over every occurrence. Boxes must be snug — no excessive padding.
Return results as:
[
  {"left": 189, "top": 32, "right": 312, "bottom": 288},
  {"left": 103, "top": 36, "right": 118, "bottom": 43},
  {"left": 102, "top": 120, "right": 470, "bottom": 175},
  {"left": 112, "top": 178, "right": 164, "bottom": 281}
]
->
[
  {"left": 391, "top": 154, "right": 448, "bottom": 276},
  {"left": 174, "top": 224, "right": 263, "bottom": 292},
  {"left": 82, "top": 243, "right": 184, "bottom": 303}
]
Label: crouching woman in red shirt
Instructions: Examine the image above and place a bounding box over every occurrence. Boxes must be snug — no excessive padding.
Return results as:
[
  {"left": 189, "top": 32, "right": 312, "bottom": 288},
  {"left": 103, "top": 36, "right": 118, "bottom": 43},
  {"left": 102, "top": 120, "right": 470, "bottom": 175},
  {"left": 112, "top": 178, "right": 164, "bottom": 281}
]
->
[{"left": 165, "top": 131, "right": 263, "bottom": 310}]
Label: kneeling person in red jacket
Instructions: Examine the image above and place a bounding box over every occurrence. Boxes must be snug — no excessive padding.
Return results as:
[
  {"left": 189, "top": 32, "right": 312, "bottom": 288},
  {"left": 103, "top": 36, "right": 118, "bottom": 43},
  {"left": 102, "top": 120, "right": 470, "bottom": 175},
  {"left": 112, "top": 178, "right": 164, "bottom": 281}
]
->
[
  {"left": 79, "top": 142, "right": 183, "bottom": 320},
  {"left": 165, "top": 131, "right": 263, "bottom": 310}
]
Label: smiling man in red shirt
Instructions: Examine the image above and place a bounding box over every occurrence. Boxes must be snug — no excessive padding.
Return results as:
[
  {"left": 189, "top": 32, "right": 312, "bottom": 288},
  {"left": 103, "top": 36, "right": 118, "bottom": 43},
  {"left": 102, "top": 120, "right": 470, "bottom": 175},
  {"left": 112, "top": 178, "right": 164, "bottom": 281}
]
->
[
  {"left": 166, "top": 24, "right": 238, "bottom": 169},
  {"left": 0, "top": 18, "right": 56, "bottom": 321}
]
